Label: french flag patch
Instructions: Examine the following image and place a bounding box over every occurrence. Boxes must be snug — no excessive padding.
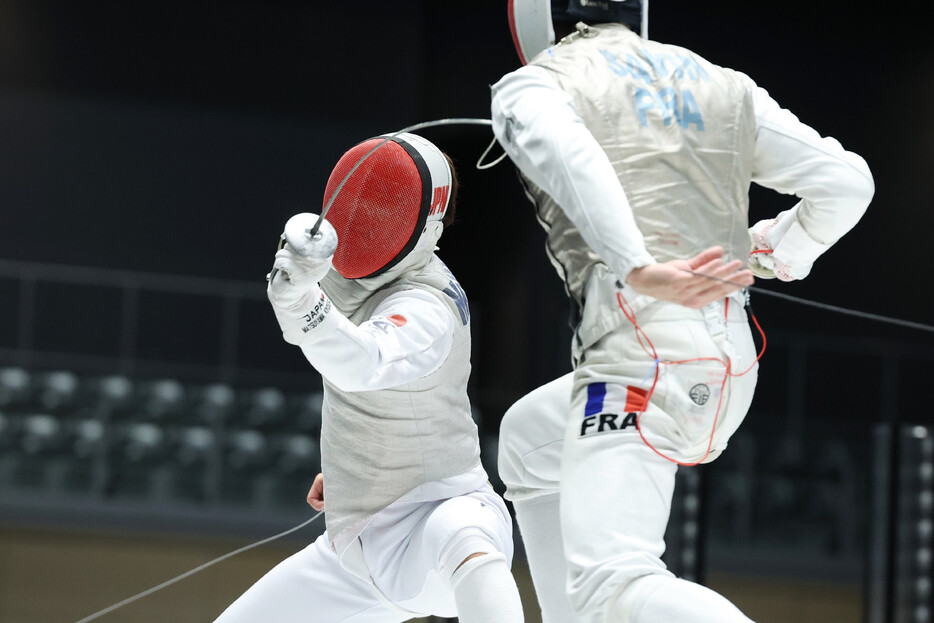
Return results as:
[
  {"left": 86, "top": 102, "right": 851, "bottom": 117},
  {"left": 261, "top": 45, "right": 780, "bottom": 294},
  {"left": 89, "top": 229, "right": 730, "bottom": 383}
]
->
[
  {"left": 580, "top": 383, "right": 646, "bottom": 437},
  {"left": 584, "top": 383, "right": 648, "bottom": 416},
  {"left": 625, "top": 385, "right": 648, "bottom": 413},
  {"left": 584, "top": 382, "right": 608, "bottom": 418}
]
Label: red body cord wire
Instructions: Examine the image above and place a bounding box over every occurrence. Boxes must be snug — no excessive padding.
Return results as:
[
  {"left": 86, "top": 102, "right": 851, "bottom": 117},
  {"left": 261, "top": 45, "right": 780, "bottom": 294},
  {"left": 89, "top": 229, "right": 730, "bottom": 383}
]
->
[{"left": 616, "top": 292, "right": 767, "bottom": 466}]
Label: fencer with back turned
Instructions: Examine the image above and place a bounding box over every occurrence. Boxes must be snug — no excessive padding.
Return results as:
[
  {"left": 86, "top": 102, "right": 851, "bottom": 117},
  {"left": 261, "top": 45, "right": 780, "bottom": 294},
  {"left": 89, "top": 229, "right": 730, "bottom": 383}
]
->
[{"left": 493, "top": 1, "right": 874, "bottom": 621}]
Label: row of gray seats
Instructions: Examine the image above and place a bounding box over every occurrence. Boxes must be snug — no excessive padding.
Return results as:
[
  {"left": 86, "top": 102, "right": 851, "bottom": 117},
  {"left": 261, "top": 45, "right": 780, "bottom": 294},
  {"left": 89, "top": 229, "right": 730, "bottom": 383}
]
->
[
  {"left": 1, "top": 365, "right": 877, "bottom": 543},
  {"left": 0, "top": 412, "right": 322, "bottom": 506},
  {"left": 0, "top": 366, "right": 327, "bottom": 507},
  {"left": 0, "top": 366, "right": 324, "bottom": 432},
  {"left": 0, "top": 366, "right": 495, "bottom": 509}
]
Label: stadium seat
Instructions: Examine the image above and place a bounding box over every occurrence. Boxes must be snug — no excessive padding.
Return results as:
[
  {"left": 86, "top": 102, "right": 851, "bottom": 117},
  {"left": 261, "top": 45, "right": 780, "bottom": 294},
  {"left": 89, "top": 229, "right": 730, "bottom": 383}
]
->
[
  {"left": 242, "top": 387, "right": 287, "bottom": 430},
  {"left": 226, "top": 429, "right": 271, "bottom": 472},
  {"left": 289, "top": 391, "right": 323, "bottom": 435},
  {"left": 20, "top": 414, "right": 68, "bottom": 456},
  {"left": 141, "top": 378, "right": 188, "bottom": 422},
  {"left": 194, "top": 383, "right": 237, "bottom": 425},
  {"left": 72, "top": 417, "right": 105, "bottom": 461},
  {"left": 36, "top": 370, "right": 81, "bottom": 415},
  {"left": 0, "top": 367, "right": 33, "bottom": 413},
  {"left": 177, "top": 426, "right": 216, "bottom": 467},
  {"left": 275, "top": 433, "right": 320, "bottom": 475},
  {"left": 92, "top": 375, "right": 137, "bottom": 419},
  {"left": 122, "top": 422, "right": 174, "bottom": 464}
]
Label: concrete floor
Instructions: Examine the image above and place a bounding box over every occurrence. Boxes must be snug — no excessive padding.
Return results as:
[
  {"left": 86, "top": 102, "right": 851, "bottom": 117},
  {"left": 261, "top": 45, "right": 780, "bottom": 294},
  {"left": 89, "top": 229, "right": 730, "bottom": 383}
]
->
[{"left": 0, "top": 525, "right": 862, "bottom": 623}]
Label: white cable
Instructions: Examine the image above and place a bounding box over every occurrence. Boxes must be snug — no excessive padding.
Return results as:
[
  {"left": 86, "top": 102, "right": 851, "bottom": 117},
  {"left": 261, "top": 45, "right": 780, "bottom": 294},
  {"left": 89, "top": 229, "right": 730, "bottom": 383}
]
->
[
  {"left": 476, "top": 136, "right": 510, "bottom": 170},
  {"left": 318, "top": 116, "right": 934, "bottom": 336},
  {"left": 641, "top": 0, "right": 649, "bottom": 39},
  {"left": 312, "top": 117, "right": 496, "bottom": 234},
  {"left": 398, "top": 116, "right": 493, "bottom": 134},
  {"left": 73, "top": 511, "right": 324, "bottom": 623}
]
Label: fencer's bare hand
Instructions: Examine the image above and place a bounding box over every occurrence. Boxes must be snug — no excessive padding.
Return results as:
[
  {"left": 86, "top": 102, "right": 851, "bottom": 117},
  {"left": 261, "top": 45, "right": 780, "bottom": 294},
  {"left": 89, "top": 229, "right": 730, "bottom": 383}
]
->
[
  {"left": 625, "top": 246, "right": 754, "bottom": 309},
  {"left": 306, "top": 473, "right": 325, "bottom": 511}
]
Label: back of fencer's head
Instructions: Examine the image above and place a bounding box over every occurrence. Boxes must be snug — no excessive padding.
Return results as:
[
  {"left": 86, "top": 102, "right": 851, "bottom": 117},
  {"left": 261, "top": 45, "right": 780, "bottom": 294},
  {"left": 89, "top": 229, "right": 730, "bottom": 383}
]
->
[
  {"left": 511, "top": 0, "right": 646, "bottom": 65},
  {"left": 552, "top": 0, "right": 643, "bottom": 37}
]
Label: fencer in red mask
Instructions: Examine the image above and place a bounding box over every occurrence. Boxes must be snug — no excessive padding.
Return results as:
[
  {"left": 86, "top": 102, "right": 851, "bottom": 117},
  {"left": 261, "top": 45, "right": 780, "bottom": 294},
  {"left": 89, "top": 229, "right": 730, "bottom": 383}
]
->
[{"left": 216, "top": 133, "right": 524, "bottom": 623}]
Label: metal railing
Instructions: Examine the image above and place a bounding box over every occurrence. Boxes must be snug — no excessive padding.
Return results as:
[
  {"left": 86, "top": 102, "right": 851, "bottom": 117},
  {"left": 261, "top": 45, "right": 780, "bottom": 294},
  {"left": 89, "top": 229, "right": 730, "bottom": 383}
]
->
[{"left": 0, "top": 258, "right": 312, "bottom": 388}]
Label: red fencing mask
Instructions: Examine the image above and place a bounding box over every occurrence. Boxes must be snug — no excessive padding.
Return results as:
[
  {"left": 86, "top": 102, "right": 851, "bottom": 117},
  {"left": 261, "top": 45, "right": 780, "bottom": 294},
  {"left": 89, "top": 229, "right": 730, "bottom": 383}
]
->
[{"left": 323, "top": 132, "right": 453, "bottom": 280}]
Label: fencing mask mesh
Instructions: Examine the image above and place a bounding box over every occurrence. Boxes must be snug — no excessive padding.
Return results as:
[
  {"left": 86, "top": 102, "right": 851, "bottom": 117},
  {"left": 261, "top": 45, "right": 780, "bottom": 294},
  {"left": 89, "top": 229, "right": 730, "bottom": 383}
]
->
[{"left": 322, "top": 133, "right": 452, "bottom": 280}]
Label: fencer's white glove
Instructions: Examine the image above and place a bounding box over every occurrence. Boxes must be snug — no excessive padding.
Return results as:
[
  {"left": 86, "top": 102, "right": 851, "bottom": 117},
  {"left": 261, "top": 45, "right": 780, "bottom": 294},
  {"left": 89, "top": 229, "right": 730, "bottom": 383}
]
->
[
  {"left": 267, "top": 248, "right": 338, "bottom": 345},
  {"left": 748, "top": 221, "right": 778, "bottom": 280},
  {"left": 267, "top": 247, "right": 333, "bottom": 307},
  {"left": 749, "top": 212, "right": 822, "bottom": 282}
]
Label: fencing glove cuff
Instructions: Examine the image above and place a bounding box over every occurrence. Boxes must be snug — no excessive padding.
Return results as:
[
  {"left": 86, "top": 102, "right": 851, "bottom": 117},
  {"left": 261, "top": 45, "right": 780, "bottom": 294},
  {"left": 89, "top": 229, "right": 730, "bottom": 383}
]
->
[
  {"left": 267, "top": 248, "right": 339, "bottom": 345},
  {"left": 269, "top": 283, "right": 339, "bottom": 346},
  {"left": 750, "top": 208, "right": 831, "bottom": 282}
]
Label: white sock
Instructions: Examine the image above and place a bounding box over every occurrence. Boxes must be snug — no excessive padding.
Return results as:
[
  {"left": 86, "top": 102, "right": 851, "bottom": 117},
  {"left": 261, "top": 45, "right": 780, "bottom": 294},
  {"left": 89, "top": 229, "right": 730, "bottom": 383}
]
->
[
  {"left": 615, "top": 574, "right": 755, "bottom": 623},
  {"left": 452, "top": 552, "right": 525, "bottom": 623},
  {"left": 512, "top": 494, "right": 576, "bottom": 623}
]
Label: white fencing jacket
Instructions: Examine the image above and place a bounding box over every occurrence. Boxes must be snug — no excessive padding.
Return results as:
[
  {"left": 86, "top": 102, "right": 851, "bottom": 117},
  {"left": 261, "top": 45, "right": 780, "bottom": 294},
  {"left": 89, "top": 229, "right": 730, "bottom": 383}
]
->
[
  {"left": 491, "top": 23, "right": 874, "bottom": 352},
  {"left": 306, "top": 254, "right": 484, "bottom": 558}
]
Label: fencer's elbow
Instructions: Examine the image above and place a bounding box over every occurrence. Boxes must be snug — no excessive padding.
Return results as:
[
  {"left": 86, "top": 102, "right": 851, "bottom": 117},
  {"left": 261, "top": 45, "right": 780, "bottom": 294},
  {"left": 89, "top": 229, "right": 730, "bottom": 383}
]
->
[
  {"left": 497, "top": 407, "right": 525, "bottom": 485},
  {"left": 858, "top": 172, "right": 875, "bottom": 208},
  {"left": 827, "top": 156, "right": 874, "bottom": 229},
  {"left": 846, "top": 173, "right": 874, "bottom": 229},
  {"left": 846, "top": 154, "right": 875, "bottom": 209}
]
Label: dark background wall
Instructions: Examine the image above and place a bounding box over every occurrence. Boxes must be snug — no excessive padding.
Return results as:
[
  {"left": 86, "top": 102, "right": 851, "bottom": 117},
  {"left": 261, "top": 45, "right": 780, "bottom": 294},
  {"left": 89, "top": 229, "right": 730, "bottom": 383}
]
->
[{"left": 1, "top": 0, "right": 932, "bottom": 411}]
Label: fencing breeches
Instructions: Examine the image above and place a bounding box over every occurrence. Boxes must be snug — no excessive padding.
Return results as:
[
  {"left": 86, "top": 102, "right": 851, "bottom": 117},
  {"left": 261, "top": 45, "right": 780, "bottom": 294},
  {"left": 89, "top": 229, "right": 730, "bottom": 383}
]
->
[{"left": 500, "top": 298, "right": 759, "bottom": 622}]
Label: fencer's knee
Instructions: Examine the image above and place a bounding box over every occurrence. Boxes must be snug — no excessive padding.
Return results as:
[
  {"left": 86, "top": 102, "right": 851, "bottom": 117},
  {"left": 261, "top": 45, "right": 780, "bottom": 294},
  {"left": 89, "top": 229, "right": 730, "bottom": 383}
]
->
[
  {"left": 497, "top": 400, "right": 532, "bottom": 487},
  {"left": 498, "top": 401, "right": 565, "bottom": 500},
  {"left": 602, "top": 574, "right": 655, "bottom": 623},
  {"left": 426, "top": 494, "right": 512, "bottom": 582},
  {"left": 454, "top": 551, "right": 488, "bottom": 573},
  {"left": 439, "top": 528, "right": 505, "bottom": 582},
  {"left": 450, "top": 550, "right": 508, "bottom": 587},
  {"left": 498, "top": 376, "right": 571, "bottom": 501},
  {"left": 569, "top": 570, "right": 671, "bottom": 623}
]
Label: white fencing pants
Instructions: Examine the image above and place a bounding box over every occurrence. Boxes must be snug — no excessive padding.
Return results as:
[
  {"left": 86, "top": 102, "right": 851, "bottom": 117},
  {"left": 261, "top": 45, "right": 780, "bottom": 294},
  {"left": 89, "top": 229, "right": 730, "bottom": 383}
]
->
[
  {"left": 214, "top": 484, "right": 516, "bottom": 622},
  {"left": 499, "top": 374, "right": 575, "bottom": 623},
  {"left": 500, "top": 299, "right": 759, "bottom": 622}
]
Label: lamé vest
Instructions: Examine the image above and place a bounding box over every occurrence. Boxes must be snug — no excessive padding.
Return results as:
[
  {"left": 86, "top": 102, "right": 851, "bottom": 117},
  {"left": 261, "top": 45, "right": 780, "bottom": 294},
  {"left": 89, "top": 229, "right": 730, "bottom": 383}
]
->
[
  {"left": 319, "top": 254, "right": 481, "bottom": 555},
  {"left": 525, "top": 23, "right": 757, "bottom": 340}
]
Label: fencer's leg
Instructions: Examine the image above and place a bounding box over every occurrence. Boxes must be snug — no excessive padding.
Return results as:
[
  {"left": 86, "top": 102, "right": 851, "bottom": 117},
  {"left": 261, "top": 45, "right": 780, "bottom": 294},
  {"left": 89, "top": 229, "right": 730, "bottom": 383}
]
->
[
  {"left": 560, "top": 314, "right": 757, "bottom": 623},
  {"left": 610, "top": 574, "right": 754, "bottom": 622},
  {"left": 498, "top": 373, "right": 573, "bottom": 500},
  {"left": 498, "top": 373, "right": 575, "bottom": 623},
  {"left": 452, "top": 551, "right": 524, "bottom": 623},
  {"left": 561, "top": 402, "right": 757, "bottom": 622},
  {"left": 213, "top": 532, "right": 407, "bottom": 623},
  {"left": 560, "top": 417, "right": 677, "bottom": 623},
  {"left": 412, "top": 491, "right": 524, "bottom": 622},
  {"left": 512, "top": 494, "right": 575, "bottom": 622},
  {"left": 603, "top": 308, "right": 760, "bottom": 622}
]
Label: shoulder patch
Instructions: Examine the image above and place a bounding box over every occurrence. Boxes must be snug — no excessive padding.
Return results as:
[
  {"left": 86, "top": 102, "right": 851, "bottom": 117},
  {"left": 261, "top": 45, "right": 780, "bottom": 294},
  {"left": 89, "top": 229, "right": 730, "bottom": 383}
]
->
[{"left": 442, "top": 280, "right": 469, "bottom": 325}]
